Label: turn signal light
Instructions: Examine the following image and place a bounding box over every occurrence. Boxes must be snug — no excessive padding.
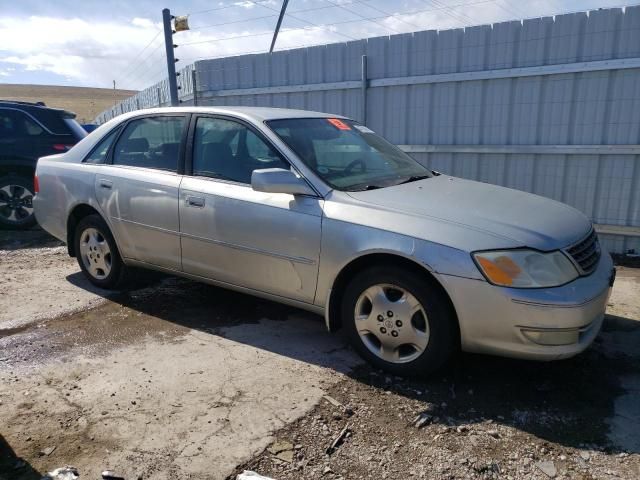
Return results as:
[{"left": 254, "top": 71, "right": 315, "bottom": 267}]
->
[{"left": 476, "top": 256, "right": 521, "bottom": 286}]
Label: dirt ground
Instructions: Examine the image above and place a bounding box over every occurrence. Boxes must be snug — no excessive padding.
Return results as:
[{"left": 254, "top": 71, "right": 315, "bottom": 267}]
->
[{"left": 0, "top": 230, "right": 639, "bottom": 480}]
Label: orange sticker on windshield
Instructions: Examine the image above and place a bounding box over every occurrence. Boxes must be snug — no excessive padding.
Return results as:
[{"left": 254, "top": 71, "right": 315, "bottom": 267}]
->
[{"left": 327, "top": 118, "right": 351, "bottom": 130}]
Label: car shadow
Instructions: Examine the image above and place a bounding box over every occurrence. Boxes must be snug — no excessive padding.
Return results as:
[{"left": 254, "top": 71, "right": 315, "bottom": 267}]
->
[
  {"left": 0, "top": 227, "right": 63, "bottom": 250},
  {"left": 0, "top": 434, "right": 42, "bottom": 480},
  {"left": 66, "top": 272, "right": 640, "bottom": 454}
]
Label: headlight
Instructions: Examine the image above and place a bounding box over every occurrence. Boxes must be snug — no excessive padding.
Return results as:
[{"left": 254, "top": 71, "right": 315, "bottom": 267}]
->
[{"left": 472, "top": 249, "right": 579, "bottom": 288}]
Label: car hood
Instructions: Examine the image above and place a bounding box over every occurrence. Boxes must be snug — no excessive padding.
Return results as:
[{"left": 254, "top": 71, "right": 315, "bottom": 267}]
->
[{"left": 345, "top": 175, "right": 592, "bottom": 251}]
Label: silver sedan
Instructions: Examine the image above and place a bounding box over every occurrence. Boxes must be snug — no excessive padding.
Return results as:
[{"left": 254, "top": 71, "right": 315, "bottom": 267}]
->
[{"left": 34, "top": 107, "right": 615, "bottom": 376}]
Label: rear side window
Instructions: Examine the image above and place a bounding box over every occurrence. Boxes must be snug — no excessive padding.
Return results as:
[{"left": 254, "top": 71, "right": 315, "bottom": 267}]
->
[
  {"left": 84, "top": 128, "right": 121, "bottom": 164},
  {"left": 0, "top": 109, "right": 44, "bottom": 137},
  {"left": 113, "top": 116, "right": 185, "bottom": 172}
]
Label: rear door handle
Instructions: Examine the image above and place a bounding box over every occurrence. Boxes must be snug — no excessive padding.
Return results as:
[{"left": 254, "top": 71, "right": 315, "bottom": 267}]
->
[
  {"left": 99, "top": 179, "right": 113, "bottom": 189},
  {"left": 186, "top": 195, "right": 205, "bottom": 208}
]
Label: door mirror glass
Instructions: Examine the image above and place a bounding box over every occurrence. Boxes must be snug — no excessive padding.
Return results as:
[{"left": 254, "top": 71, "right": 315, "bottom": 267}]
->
[{"left": 251, "top": 168, "right": 315, "bottom": 196}]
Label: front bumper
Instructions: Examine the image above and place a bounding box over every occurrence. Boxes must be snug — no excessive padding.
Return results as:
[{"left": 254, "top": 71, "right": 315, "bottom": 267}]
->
[{"left": 436, "top": 251, "right": 614, "bottom": 360}]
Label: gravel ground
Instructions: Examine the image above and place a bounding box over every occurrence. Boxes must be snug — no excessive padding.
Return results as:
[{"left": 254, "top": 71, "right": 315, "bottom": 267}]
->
[
  {"left": 0, "top": 230, "right": 639, "bottom": 480},
  {"left": 229, "top": 270, "right": 640, "bottom": 480}
]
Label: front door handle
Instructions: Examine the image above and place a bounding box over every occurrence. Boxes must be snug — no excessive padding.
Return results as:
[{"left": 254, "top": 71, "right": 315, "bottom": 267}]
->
[
  {"left": 99, "top": 179, "right": 113, "bottom": 189},
  {"left": 186, "top": 195, "right": 205, "bottom": 208}
]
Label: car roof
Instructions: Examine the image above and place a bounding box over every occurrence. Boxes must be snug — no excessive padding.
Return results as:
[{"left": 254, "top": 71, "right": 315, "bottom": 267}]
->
[
  {"left": 0, "top": 100, "right": 74, "bottom": 117},
  {"left": 124, "top": 106, "right": 349, "bottom": 122}
]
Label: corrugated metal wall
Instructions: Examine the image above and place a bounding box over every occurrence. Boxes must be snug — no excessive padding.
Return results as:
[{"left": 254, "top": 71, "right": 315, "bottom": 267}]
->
[{"left": 96, "top": 6, "right": 640, "bottom": 254}]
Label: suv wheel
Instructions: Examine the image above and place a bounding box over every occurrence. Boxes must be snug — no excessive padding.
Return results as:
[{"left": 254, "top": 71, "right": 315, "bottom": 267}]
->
[
  {"left": 341, "top": 265, "right": 457, "bottom": 377},
  {"left": 74, "top": 214, "right": 127, "bottom": 289},
  {"left": 0, "top": 175, "right": 37, "bottom": 230}
]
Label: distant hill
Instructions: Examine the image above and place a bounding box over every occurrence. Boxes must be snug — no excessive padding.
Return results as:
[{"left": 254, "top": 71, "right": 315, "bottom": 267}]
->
[{"left": 0, "top": 84, "right": 137, "bottom": 124}]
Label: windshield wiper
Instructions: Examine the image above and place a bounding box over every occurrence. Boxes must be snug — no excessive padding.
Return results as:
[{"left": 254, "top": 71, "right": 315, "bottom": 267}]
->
[
  {"left": 396, "top": 174, "right": 431, "bottom": 185},
  {"left": 345, "top": 184, "right": 383, "bottom": 192}
]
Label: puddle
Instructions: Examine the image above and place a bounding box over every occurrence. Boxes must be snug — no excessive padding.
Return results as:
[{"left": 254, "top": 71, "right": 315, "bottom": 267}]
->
[{"left": 608, "top": 374, "right": 640, "bottom": 453}]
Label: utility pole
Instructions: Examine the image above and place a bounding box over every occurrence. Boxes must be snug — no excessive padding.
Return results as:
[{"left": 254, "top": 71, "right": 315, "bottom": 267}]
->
[
  {"left": 162, "top": 8, "right": 179, "bottom": 106},
  {"left": 269, "top": 0, "right": 290, "bottom": 53}
]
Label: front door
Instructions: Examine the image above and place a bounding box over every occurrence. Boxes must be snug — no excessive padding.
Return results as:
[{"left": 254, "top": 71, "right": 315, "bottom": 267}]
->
[
  {"left": 179, "top": 115, "right": 322, "bottom": 303},
  {"left": 95, "top": 114, "right": 187, "bottom": 270}
]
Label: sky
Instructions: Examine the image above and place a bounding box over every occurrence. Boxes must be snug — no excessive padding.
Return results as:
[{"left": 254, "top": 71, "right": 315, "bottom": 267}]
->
[{"left": 0, "top": 0, "right": 633, "bottom": 90}]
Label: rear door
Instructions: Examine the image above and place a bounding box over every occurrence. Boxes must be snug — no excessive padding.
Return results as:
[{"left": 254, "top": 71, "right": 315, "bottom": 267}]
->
[
  {"left": 0, "top": 108, "right": 38, "bottom": 166},
  {"left": 94, "top": 114, "right": 188, "bottom": 270},
  {"left": 179, "top": 115, "right": 323, "bottom": 303}
]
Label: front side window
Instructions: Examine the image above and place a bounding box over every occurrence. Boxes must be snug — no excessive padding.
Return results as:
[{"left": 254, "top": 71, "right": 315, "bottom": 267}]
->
[
  {"left": 113, "top": 116, "right": 185, "bottom": 172},
  {"left": 192, "top": 117, "right": 288, "bottom": 184},
  {"left": 84, "top": 127, "right": 120, "bottom": 164},
  {"left": 267, "top": 118, "right": 431, "bottom": 191}
]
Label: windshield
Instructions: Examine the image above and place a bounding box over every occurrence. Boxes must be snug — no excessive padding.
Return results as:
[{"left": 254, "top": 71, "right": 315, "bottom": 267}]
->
[{"left": 266, "top": 118, "right": 431, "bottom": 191}]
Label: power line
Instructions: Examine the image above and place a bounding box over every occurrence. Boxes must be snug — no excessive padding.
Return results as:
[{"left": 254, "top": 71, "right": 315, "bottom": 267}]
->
[
  {"left": 423, "top": 0, "right": 476, "bottom": 26},
  {"left": 189, "top": 13, "right": 278, "bottom": 31},
  {"left": 188, "top": 0, "right": 373, "bottom": 32},
  {"left": 122, "top": 54, "right": 167, "bottom": 91},
  {"left": 115, "top": 30, "right": 163, "bottom": 86},
  {"left": 187, "top": 0, "right": 274, "bottom": 17},
  {"left": 355, "top": 2, "right": 425, "bottom": 31},
  {"left": 322, "top": 0, "right": 404, "bottom": 35},
  {"left": 247, "top": 0, "right": 360, "bottom": 41},
  {"left": 116, "top": 42, "right": 166, "bottom": 89}
]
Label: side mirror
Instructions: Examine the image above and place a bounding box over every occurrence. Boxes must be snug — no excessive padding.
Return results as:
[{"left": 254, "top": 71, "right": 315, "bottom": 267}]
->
[{"left": 251, "top": 168, "right": 316, "bottom": 196}]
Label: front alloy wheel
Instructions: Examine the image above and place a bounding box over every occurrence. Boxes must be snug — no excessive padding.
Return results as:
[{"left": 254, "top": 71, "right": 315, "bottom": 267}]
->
[
  {"left": 354, "top": 284, "right": 430, "bottom": 364},
  {"left": 342, "top": 265, "right": 457, "bottom": 376}
]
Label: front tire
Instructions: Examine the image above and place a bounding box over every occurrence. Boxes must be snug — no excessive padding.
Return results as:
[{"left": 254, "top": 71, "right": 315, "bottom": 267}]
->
[
  {"left": 0, "top": 175, "right": 37, "bottom": 230},
  {"left": 341, "top": 265, "right": 457, "bottom": 377},
  {"left": 74, "top": 214, "right": 127, "bottom": 289}
]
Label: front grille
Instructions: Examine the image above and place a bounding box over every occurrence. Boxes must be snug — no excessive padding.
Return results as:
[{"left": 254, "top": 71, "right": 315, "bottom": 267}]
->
[{"left": 566, "top": 229, "right": 601, "bottom": 275}]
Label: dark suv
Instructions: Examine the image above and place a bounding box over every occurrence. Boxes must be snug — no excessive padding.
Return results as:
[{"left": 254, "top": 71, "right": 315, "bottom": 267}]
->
[{"left": 0, "top": 100, "right": 86, "bottom": 229}]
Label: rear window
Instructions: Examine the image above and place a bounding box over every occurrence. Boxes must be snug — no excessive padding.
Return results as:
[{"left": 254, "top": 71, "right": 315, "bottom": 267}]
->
[{"left": 64, "top": 118, "right": 88, "bottom": 140}]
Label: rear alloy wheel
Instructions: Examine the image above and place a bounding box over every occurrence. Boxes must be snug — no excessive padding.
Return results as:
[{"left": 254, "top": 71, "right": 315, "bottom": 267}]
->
[
  {"left": 0, "top": 176, "right": 37, "bottom": 230},
  {"left": 342, "top": 265, "right": 457, "bottom": 377},
  {"left": 79, "top": 227, "right": 113, "bottom": 280},
  {"left": 74, "top": 214, "right": 127, "bottom": 289}
]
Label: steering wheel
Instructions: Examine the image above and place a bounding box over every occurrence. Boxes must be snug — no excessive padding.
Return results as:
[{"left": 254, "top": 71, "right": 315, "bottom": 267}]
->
[{"left": 344, "top": 158, "right": 367, "bottom": 175}]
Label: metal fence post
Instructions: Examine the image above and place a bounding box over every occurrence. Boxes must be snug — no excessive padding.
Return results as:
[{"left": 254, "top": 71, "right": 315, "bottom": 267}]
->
[
  {"left": 157, "top": 87, "right": 162, "bottom": 107},
  {"left": 361, "top": 55, "right": 368, "bottom": 125},
  {"left": 192, "top": 69, "right": 198, "bottom": 106},
  {"left": 136, "top": 98, "right": 140, "bottom": 110},
  {"left": 162, "top": 8, "right": 179, "bottom": 106}
]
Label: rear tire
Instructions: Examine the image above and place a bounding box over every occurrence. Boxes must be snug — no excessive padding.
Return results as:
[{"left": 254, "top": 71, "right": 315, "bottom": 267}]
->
[
  {"left": 341, "top": 265, "right": 457, "bottom": 377},
  {"left": 0, "top": 175, "right": 37, "bottom": 230},
  {"left": 74, "top": 214, "right": 127, "bottom": 289}
]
